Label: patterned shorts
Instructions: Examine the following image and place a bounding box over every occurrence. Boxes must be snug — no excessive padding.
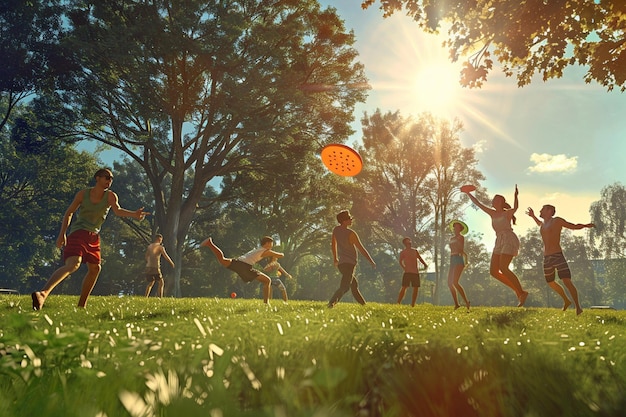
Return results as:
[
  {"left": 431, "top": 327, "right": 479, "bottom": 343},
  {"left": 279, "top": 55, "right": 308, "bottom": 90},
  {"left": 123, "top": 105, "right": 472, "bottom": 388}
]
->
[{"left": 543, "top": 252, "right": 571, "bottom": 282}]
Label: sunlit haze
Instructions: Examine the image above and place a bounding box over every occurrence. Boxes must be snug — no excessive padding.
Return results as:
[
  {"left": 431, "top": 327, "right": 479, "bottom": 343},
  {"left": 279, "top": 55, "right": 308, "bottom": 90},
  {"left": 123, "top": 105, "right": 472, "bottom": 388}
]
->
[{"left": 323, "top": 2, "right": 626, "bottom": 252}]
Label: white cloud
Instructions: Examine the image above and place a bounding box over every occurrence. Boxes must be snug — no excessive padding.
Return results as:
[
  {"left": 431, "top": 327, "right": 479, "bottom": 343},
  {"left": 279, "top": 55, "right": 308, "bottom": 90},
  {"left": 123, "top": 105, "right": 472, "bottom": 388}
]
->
[
  {"left": 472, "top": 139, "right": 487, "bottom": 154},
  {"left": 528, "top": 153, "right": 578, "bottom": 173}
]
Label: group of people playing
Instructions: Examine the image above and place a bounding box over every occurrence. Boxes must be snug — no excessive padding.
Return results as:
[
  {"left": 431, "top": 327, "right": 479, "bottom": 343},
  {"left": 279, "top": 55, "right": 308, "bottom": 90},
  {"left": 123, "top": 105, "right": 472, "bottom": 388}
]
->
[
  {"left": 396, "top": 184, "right": 593, "bottom": 314},
  {"left": 30, "top": 169, "right": 593, "bottom": 315}
]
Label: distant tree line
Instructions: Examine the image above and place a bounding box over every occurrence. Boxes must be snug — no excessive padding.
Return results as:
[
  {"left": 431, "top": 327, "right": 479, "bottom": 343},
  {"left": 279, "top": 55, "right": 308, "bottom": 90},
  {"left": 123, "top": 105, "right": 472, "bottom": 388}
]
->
[{"left": 2, "top": 1, "right": 625, "bottom": 308}]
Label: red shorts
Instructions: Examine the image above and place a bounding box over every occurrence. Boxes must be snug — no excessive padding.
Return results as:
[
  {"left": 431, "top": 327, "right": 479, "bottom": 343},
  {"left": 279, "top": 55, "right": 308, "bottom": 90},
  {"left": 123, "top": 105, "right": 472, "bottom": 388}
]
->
[{"left": 64, "top": 229, "right": 101, "bottom": 264}]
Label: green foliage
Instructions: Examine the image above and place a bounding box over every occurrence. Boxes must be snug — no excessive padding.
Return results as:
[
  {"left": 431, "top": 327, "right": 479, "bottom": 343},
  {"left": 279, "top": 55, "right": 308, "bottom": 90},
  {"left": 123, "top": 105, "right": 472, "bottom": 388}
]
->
[
  {"left": 0, "top": 103, "right": 100, "bottom": 291},
  {"left": 1, "top": 296, "right": 625, "bottom": 417},
  {"left": 590, "top": 183, "right": 626, "bottom": 259},
  {"left": 60, "top": 0, "right": 369, "bottom": 296},
  {"left": 356, "top": 110, "right": 485, "bottom": 303},
  {"left": 361, "top": 0, "right": 626, "bottom": 91}
]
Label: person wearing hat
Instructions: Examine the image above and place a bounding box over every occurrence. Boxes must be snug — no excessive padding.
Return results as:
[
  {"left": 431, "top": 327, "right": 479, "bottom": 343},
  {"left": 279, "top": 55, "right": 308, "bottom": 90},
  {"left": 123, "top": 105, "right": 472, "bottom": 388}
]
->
[
  {"left": 397, "top": 237, "right": 428, "bottom": 307},
  {"left": 328, "top": 210, "right": 376, "bottom": 308},
  {"left": 448, "top": 220, "right": 470, "bottom": 311}
]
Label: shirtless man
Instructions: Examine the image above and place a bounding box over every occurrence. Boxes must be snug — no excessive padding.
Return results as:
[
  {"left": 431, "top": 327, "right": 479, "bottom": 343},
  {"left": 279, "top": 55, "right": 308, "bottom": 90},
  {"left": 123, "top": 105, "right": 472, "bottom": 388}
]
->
[
  {"left": 144, "top": 234, "right": 175, "bottom": 298},
  {"left": 526, "top": 204, "right": 595, "bottom": 315},
  {"left": 397, "top": 237, "right": 427, "bottom": 307}
]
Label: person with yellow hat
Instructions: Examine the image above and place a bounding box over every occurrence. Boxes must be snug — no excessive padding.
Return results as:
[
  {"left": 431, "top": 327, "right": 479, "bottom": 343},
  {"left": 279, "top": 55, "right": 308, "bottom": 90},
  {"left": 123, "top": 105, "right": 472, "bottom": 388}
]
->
[{"left": 448, "top": 220, "right": 470, "bottom": 311}]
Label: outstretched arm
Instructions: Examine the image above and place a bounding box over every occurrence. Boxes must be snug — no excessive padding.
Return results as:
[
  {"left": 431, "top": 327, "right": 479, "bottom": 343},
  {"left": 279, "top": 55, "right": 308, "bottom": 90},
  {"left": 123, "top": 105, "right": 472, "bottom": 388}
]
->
[
  {"left": 463, "top": 191, "right": 493, "bottom": 216},
  {"left": 525, "top": 207, "right": 542, "bottom": 226},
  {"left": 512, "top": 184, "right": 519, "bottom": 214},
  {"left": 108, "top": 192, "right": 149, "bottom": 220},
  {"left": 559, "top": 217, "right": 595, "bottom": 230},
  {"left": 261, "top": 250, "right": 284, "bottom": 259}
]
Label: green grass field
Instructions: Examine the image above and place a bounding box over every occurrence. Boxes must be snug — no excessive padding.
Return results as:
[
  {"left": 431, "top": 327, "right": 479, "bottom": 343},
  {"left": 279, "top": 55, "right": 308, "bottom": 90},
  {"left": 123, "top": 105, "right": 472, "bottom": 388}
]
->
[{"left": 1, "top": 295, "right": 625, "bottom": 417}]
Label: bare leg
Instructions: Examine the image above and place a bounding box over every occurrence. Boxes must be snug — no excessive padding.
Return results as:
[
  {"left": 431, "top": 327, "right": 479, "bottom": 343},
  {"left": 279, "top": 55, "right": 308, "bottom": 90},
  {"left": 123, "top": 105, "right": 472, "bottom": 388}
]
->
[
  {"left": 201, "top": 237, "right": 232, "bottom": 267},
  {"left": 561, "top": 278, "right": 582, "bottom": 315},
  {"left": 411, "top": 287, "right": 419, "bottom": 307},
  {"left": 397, "top": 287, "right": 407, "bottom": 304},
  {"left": 78, "top": 263, "right": 101, "bottom": 307},
  {"left": 448, "top": 266, "right": 460, "bottom": 308},
  {"left": 145, "top": 281, "right": 154, "bottom": 297},
  {"left": 32, "top": 256, "right": 82, "bottom": 310},
  {"left": 157, "top": 278, "right": 164, "bottom": 298},
  {"left": 548, "top": 281, "right": 571, "bottom": 310},
  {"left": 451, "top": 265, "right": 470, "bottom": 310},
  {"left": 256, "top": 274, "right": 271, "bottom": 303},
  {"left": 493, "top": 253, "right": 528, "bottom": 306},
  {"left": 489, "top": 254, "right": 518, "bottom": 293}
]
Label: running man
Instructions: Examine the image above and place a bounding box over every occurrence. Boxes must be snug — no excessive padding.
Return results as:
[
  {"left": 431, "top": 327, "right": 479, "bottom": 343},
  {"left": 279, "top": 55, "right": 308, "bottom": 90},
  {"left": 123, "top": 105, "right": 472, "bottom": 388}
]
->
[{"left": 32, "top": 168, "right": 149, "bottom": 310}]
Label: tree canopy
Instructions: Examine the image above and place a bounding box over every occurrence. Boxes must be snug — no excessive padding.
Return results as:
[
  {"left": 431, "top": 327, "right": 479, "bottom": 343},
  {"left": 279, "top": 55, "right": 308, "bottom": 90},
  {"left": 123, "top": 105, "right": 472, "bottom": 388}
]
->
[
  {"left": 60, "top": 0, "right": 369, "bottom": 295},
  {"left": 362, "top": 0, "right": 626, "bottom": 90}
]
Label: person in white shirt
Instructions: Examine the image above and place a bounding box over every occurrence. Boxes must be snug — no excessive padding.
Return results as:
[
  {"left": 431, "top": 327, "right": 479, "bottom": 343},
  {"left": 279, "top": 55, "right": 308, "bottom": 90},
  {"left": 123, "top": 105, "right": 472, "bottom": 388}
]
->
[{"left": 201, "top": 236, "right": 283, "bottom": 303}]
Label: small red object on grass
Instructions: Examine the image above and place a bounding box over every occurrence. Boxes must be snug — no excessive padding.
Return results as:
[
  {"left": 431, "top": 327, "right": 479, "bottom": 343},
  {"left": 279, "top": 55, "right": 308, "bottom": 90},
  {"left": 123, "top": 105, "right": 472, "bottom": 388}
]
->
[{"left": 230, "top": 292, "right": 237, "bottom": 298}]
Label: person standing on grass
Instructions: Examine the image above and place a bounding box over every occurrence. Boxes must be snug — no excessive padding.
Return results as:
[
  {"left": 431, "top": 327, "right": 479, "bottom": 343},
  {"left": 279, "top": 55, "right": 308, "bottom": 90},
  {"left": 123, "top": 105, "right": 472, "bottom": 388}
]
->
[
  {"left": 462, "top": 184, "right": 529, "bottom": 307},
  {"left": 144, "top": 234, "right": 175, "bottom": 298},
  {"left": 32, "top": 168, "right": 149, "bottom": 310},
  {"left": 397, "top": 237, "right": 427, "bottom": 307},
  {"left": 201, "top": 236, "right": 283, "bottom": 303},
  {"left": 328, "top": 210, "right": 376, "bottom": 308},
  {"left": 447, "top": 220, "right": 470, "bottom": 311},
  {"left": 262, "top": 256, "right": 291, "bottom": 302},
  {"left": 526, "top": 204, "right": 594, "bottom": 315}
]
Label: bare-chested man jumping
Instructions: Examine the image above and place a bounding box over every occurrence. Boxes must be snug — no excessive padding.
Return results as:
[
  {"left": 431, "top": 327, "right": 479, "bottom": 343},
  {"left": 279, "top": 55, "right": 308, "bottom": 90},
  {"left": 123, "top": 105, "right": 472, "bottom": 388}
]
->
[{"left": 526, "top": 205, "right": 595, "bottom": 315}]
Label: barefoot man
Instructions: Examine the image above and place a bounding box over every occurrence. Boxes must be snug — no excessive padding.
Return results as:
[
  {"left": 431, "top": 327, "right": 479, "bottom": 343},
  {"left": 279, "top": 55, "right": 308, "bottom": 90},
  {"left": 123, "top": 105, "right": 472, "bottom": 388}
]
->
[
  {"left": 526, "top": 204, "right": 595, "bottom": 315},
  {"left": 32, "top": 168, "right": 149, "bottom": 310}
]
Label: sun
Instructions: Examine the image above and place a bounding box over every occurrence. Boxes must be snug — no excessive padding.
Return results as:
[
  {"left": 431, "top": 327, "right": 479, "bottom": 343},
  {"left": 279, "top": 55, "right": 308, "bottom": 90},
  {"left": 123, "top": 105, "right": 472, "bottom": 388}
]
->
[
  {"left": 363, "top": 15, "right": 466, "bottom": 120},
  {"left": 411, "top": 60, "right": 463, "bottom": 118}
]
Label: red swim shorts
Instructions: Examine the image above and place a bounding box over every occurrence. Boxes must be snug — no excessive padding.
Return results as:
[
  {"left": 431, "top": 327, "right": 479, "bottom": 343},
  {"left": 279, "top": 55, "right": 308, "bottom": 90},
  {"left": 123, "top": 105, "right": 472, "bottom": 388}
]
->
[{"left": 63, "top": 229, "right": 101, "bottom": 264}]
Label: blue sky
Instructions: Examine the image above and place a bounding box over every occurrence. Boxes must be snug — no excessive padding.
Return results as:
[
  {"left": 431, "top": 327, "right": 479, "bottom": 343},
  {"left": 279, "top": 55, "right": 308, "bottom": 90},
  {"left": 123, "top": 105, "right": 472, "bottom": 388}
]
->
[{"left": 322, "top": 1, "right": 626, "bottom": 238}]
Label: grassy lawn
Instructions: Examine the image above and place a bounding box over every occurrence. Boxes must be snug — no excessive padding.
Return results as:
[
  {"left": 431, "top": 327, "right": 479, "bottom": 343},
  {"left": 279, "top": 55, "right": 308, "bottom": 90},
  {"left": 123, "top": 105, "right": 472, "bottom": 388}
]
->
[{"left": 1, "top": 295, "right": 625, "bottom": 417}]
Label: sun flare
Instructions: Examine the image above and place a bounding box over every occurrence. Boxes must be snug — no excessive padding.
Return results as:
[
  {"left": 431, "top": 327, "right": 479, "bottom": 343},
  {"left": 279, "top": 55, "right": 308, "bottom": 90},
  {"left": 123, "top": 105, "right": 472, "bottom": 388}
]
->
[{"left": 411, "top": 61, "right": 462, "bottom": 118}]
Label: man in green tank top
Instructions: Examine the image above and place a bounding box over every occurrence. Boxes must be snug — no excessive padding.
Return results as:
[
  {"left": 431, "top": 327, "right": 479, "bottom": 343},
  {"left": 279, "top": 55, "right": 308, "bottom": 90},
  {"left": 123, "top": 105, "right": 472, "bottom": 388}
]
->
[{"left": 32, "top": 168, "right": 150, "bottom": 310}]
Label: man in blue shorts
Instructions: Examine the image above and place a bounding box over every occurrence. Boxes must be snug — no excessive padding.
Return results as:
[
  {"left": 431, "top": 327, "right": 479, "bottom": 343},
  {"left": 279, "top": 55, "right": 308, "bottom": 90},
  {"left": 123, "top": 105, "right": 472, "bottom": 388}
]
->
[{"left": 526, "top": 204, "right": 595, "bottom": 315}]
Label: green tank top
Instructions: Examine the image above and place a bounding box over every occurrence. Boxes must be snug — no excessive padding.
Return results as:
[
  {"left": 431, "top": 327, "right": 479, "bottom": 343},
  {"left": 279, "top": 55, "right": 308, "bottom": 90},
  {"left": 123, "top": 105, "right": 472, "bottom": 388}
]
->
[{"left": 69, "top": 188, "right": 111, "bottom": 234}]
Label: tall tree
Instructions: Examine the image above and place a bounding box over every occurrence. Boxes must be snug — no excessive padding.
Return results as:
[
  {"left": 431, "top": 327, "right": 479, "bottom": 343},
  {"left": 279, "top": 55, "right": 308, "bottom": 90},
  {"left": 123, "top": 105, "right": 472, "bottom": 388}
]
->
[
  {"left": 63, "top": 0, "right": 368, "bottom": 296},
  {"left": 590, "top": 183, "right": 626, "bottom": 259},
  {"left": 423, "top": 117, "right": 485, "bottom": 304},
  {"left": 0, "top": 102, "right": 99, "bottom": 291},
  {"left": 589, "top": 183, "right": 626, "bottom": 307},
  {"left": 361, "top": 0, "right": 626, "bottom": 91},
  {"left": 358, "top": 110, "right": 434, "bottom": 246},
  {"left": 356, "top": 110, "right": 484, "bottom": 304},
  {"left": 0, "top": 0, "right": 76, "bottom": 130}
]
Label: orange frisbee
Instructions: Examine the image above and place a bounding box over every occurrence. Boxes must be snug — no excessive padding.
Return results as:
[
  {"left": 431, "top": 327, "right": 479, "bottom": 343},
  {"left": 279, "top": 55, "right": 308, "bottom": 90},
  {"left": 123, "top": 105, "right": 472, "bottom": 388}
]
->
[
  {"left": 460, "top": 184, "right": 476, "bottom": 193},
  {"left": 320, "top": 144, "right": 363, "bottom": 176}
]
